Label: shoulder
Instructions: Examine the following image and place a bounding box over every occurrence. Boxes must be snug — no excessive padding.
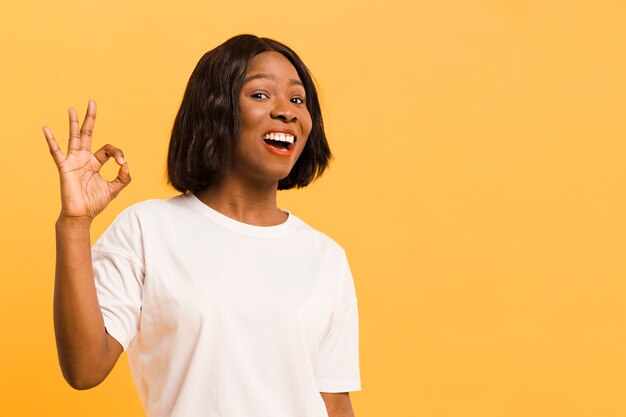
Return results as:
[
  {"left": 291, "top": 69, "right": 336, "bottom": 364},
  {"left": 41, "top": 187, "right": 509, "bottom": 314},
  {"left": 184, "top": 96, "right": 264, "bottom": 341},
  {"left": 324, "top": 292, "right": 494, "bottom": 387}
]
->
[
  {"left": 94, "top": 195, "right": 190, "bottom": 247},
  {"left": 288, "top": 214, "right": 348, "bottom": 261},
  {"left": 289, "top": 215, "right": 358, "bottom": 304},
  {"left": 118, "top": 194, "right": 189, "bottom": 216},
  {"left": 109, "top": 193, "right": 195, "bottom": 225}
]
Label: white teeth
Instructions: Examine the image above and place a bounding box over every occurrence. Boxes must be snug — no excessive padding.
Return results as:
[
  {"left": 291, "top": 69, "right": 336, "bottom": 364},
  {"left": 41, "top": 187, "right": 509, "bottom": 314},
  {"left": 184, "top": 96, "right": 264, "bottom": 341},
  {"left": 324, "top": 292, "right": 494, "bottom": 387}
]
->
[{"left": 263, "top": 133, "right": 295, "bottom": 144}]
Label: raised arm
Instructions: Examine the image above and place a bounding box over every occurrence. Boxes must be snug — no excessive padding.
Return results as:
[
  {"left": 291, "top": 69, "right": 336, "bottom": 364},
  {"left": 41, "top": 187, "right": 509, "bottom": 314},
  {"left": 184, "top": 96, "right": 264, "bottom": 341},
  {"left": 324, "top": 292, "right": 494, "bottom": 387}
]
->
[{"left": 43, "top": 100, "right": 131, "bottom": 389}]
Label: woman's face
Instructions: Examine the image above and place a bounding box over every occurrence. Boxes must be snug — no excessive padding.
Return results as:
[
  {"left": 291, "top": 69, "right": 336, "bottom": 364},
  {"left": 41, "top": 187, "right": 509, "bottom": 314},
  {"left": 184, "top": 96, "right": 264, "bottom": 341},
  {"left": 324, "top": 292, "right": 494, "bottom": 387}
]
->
[{"left": 232, "top": 51, "right": 312, "bottom": 186}]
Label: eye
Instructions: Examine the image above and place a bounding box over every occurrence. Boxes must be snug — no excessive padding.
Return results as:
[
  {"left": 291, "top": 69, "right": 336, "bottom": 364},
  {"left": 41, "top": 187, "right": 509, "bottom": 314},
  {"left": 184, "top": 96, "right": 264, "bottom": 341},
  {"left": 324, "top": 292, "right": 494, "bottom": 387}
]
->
[
  {"left": 291, "top": 97, "right": 305, "bottom": 105},
  {"left": 251, "top": 92, "right": 269, "bottom": 100}
]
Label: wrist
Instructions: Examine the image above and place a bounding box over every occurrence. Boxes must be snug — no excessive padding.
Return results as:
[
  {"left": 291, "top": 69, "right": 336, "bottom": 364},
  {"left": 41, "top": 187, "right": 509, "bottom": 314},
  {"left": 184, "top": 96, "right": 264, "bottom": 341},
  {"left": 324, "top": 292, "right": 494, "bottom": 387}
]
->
[{"left": 56, "top": 215, "right": 93, "bottom": 230}]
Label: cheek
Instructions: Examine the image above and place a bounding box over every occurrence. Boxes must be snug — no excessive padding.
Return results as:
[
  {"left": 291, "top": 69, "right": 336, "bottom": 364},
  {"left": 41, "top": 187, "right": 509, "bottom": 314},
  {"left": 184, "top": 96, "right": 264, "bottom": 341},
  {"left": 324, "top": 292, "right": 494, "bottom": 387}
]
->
[
  {"left": 298, "top": 116, "right": 313, "bottom": 154},
  {"left": 239, "top": 101, "right": 264, "bottom": 131},
  {"left": 301, "top": 113, "right": 313, "bottom": 139}
]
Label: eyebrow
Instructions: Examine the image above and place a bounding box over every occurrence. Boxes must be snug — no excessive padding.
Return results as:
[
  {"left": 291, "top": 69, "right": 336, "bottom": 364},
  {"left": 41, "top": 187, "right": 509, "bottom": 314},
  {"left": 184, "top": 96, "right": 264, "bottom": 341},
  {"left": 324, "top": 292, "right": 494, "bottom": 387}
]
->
[{"left": 244, "top": 73, "right": 304, "bottom": 88}]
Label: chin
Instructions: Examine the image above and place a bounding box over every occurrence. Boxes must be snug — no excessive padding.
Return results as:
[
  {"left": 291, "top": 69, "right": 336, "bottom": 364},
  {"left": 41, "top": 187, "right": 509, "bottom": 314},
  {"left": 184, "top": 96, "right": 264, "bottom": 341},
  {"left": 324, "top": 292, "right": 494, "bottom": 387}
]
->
[{"left": 266, "top": 165, "right": 296, "bottom": 183}]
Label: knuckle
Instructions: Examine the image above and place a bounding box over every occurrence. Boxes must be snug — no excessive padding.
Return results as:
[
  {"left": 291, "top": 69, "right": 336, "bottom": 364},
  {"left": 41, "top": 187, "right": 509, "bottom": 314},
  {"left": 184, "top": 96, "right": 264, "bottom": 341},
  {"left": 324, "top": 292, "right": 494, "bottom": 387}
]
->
[{"left": 81, "top": 129, "right": 93, "bottom": 136}]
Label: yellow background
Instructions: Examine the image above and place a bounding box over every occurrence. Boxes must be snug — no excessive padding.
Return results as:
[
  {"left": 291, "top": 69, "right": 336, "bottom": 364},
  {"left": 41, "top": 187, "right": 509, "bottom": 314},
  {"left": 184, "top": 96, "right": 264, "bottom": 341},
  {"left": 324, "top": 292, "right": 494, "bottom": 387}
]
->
[{"left": 1, "top": 0, "right": 625, "bottom": 416}]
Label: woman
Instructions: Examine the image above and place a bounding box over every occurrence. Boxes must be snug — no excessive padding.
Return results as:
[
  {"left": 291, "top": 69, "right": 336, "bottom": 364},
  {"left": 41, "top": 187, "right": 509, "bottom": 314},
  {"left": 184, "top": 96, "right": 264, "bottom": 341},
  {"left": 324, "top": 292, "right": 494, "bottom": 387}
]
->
[{"left": 43, "top": 34, "right": 360, "bottom": 417}]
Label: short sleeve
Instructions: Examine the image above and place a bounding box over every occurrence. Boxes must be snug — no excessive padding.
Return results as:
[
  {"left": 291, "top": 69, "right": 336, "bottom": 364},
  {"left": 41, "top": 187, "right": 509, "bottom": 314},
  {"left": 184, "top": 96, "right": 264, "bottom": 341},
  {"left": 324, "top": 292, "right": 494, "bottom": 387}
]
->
[
  {"left": 92, "top": 208, "right": 145, "bottom": 350},
  {"left": 316, "top": 257, "right": 361, "bottom": 393}
]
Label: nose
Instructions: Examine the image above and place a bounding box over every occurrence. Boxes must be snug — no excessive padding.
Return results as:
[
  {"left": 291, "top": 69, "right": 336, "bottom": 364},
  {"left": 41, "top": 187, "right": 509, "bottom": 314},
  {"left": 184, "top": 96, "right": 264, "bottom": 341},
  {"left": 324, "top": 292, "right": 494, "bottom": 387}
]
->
[{"left": 270, "top": 98, "right": 297, "bottom": 123}]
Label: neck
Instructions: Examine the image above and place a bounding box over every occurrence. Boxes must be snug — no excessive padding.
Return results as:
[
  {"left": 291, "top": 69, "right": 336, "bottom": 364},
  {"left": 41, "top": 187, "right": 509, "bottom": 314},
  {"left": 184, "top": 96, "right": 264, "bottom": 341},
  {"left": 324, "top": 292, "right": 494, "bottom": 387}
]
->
[{"left": 194, "top": 176, "right": 287, "bottom": 227}]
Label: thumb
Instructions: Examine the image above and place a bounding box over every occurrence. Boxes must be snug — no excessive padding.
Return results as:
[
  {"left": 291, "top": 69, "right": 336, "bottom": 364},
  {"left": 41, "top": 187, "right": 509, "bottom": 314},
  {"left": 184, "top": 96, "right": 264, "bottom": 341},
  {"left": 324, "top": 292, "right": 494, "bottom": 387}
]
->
[{"left": 109, "top": 162, "right": 131, "bottom": 198}]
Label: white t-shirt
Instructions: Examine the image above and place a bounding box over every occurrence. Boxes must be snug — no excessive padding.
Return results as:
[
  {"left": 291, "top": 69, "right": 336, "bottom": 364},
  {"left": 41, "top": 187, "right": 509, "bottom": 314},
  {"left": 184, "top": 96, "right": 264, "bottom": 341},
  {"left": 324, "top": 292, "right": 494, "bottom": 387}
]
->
[{"left": 92, "top": 193, "right": 360, "bottom": 417}]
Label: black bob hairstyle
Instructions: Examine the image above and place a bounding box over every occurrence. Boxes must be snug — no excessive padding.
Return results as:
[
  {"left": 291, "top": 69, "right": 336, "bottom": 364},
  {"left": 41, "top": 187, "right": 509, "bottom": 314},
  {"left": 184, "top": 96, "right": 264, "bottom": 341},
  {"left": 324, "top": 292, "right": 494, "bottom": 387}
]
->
[{"left": 167, "top": 34, "right": 331, "bottom": 192}]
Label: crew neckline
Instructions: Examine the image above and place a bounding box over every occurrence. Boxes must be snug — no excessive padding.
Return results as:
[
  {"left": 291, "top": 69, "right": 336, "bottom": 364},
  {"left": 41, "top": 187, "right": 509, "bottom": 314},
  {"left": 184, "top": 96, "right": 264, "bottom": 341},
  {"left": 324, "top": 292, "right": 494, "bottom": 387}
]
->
[{"left": 182, "top": 192, "right": 297, "bottom": 238}]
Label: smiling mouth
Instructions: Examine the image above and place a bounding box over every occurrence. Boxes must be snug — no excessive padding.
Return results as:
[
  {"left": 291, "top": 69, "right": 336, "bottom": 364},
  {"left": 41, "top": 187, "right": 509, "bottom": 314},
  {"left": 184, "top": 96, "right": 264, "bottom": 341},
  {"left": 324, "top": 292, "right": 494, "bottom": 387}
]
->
[{"left": 262, "top": 133, "right": 295, "bottom": 151}]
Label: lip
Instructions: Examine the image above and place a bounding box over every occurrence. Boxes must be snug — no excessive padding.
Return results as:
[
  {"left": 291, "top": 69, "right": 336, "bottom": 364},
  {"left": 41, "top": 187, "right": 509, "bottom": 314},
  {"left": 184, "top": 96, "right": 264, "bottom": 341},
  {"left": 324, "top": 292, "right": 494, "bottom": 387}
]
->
[
  {"left": 263, "top": 128, "right": 297, "bottom": 140},
  {"left": 262, "top": 139, "right": 296, "bottom": 157},
  {"left": 261, "top": 128, "right": 298, "bottom": 157}
]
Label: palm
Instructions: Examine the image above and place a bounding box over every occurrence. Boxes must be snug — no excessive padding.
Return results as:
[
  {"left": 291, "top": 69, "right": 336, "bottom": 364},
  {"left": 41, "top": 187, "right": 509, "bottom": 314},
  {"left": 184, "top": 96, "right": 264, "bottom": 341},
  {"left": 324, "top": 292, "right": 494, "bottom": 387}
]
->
[
  {"left": 43, "top": 101, "right": 130, "bottom": 220},
  {"left": 58, "top": 151, "right": 114, "bottom": 218}
]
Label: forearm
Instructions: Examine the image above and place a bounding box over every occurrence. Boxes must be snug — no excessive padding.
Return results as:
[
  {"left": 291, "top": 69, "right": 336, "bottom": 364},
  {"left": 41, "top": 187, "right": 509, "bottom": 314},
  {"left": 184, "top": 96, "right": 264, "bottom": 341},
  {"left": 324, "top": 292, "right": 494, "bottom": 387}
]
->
[
  {"left": 320, "top": 392, "right": 356, "bottom": 417},
  {"left": 53, "top": 216, "right": 120, "bottom": 389},
  {"left": 327, "top": 409, "right": 355, "bottom": 417}
]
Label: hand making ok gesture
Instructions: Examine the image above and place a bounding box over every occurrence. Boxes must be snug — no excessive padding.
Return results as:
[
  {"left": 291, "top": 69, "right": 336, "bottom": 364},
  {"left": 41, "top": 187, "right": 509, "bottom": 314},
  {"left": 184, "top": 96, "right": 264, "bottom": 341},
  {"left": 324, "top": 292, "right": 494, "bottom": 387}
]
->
[{"left": 43, "top": 100, "right": 131, "bottom": 221}]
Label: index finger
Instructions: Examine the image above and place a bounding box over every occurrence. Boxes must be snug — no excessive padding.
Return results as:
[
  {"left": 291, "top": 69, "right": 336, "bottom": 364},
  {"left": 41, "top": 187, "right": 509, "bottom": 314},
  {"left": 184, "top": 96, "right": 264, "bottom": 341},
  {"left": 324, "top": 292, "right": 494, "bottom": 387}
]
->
[{"left": 80, "top": 100, "right": 96, "bottom": 150}]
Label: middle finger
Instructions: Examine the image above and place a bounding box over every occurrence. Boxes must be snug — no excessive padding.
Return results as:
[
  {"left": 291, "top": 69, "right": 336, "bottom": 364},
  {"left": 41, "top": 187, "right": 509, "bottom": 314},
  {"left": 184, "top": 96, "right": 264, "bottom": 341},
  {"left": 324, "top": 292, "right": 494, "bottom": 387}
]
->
[
  {"left": 80, "top": 100, "right": 96, "bottom": 151},
  {"left": 67, "top": 107, "right": 81, "bottom": 152}
]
